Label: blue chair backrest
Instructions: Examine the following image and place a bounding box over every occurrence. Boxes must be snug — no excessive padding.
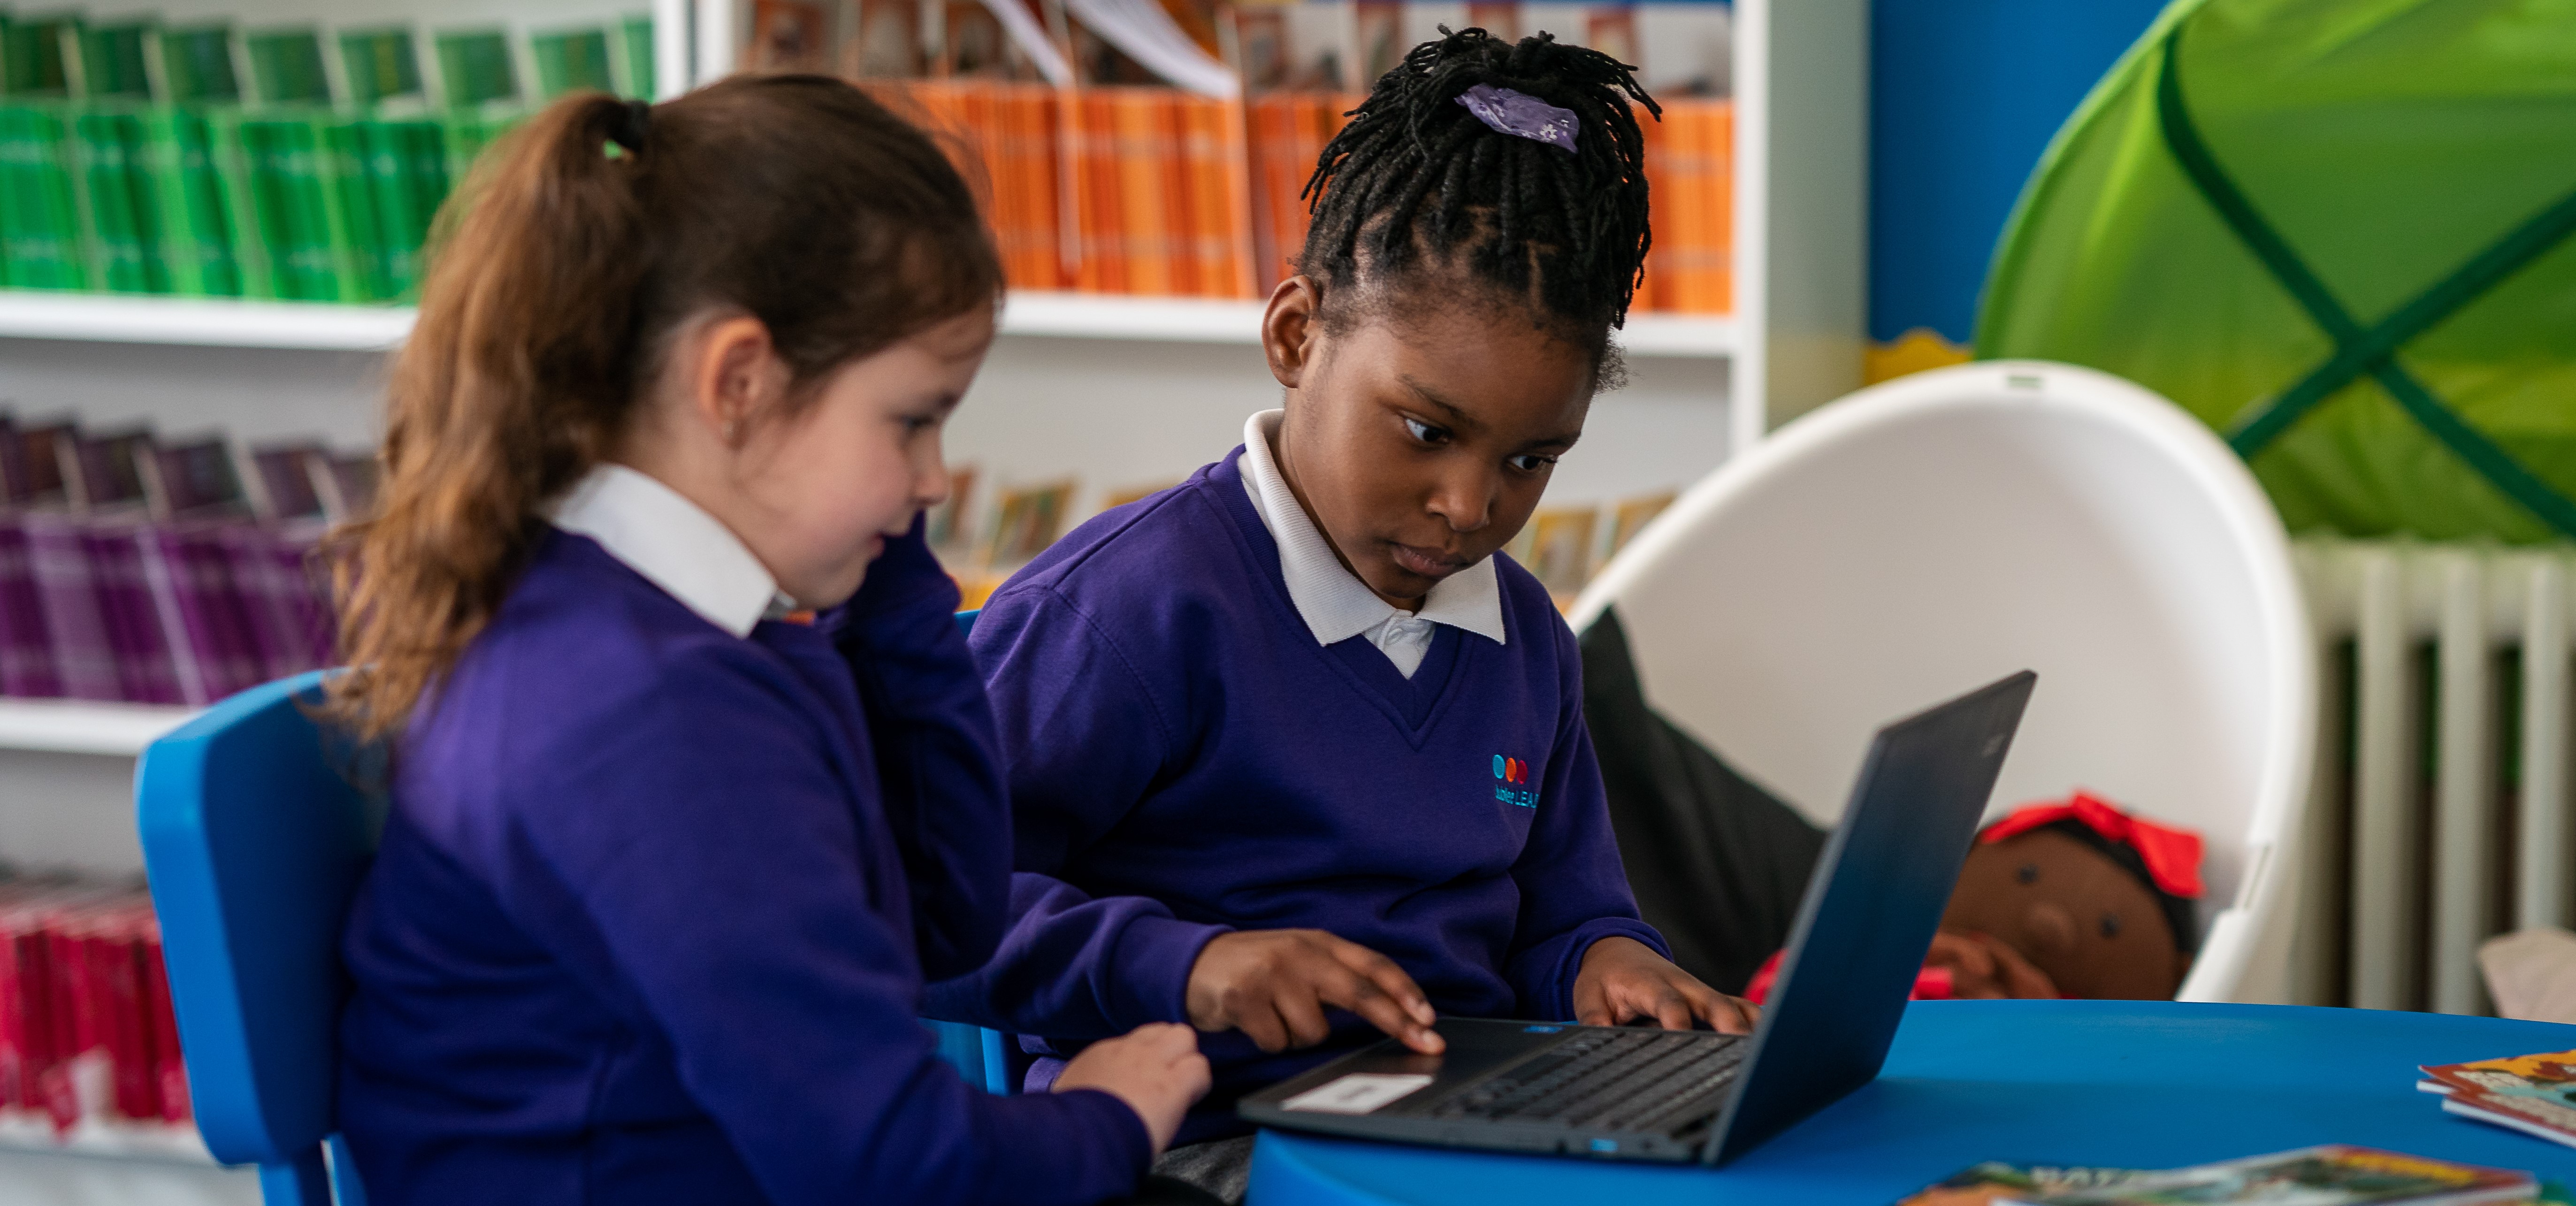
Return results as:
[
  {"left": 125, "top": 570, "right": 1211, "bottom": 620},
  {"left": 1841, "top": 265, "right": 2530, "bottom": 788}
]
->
[
  {"left": 925, "top": 608, "right": 1018, "bottom": 1094},
  {"left": 136, "top": 671, "right": 373, "bottom": 1206}
]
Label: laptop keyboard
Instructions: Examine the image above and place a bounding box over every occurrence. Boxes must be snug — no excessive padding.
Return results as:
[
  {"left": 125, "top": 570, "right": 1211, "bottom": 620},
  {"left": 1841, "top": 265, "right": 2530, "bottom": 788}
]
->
[{"left": 1429, "top": 1029, "right": 1749, "bottom": 1132}]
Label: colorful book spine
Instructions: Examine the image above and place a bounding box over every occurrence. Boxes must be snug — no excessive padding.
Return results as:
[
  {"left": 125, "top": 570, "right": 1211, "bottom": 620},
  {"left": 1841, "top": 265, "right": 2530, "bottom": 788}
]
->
[
  {"left": 67, "top": 107, "right": 165, "bottom": 293},
  {"left": 1001, "top": 83, "right": 1063, "bottom": 289},
  {"left": 318, "top": 116, "right": 388, "bottom": 301},
  {"left": 18, "top": 514, "right": 119, "bottom": 700},
  {"left": 0, "top": 103, "right": 90, "bottom": 289},
  {"left": 1641, "top": 99, "right": 1731, "bottom": 314},
  {"left": 0, "top": 517, "right": 61, "bottom": 697},
  {"left": 1112, "top": 88, "right": 1182, "bottom": 296},
  {"left": 83, "top": 522, "right": 184, "bottom": 706},
  {"left": 138, "top": 105, "right": 242, "bottom": 297},
  {"left": 203, "top": 110, "right": 279, "bottom": 299}
]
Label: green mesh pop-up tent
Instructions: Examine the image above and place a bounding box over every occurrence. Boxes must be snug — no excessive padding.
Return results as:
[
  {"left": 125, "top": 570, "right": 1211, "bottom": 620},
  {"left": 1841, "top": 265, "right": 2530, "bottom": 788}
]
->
[{"left": 1978, "top": 0, "right": 2576, "bottom": 543}]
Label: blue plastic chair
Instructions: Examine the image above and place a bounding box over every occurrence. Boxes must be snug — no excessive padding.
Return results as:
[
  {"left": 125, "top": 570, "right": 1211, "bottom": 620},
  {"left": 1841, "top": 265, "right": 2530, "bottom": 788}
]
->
[
  {"left": 137, "top": 671, "right": 372, "bottom": 1206},
  {"left": 140, "top": 617, "right": 1017, "bottom": 1205},
  {"left": 928, "top": 607, "right": 1020, "bottom": 1094}
]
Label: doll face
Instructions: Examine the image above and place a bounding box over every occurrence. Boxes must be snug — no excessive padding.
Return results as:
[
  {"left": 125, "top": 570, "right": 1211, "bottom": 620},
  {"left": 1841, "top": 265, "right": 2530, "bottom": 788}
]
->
[{"left": 1940, "top": 828, "right": 2189, "bottom": 1000}]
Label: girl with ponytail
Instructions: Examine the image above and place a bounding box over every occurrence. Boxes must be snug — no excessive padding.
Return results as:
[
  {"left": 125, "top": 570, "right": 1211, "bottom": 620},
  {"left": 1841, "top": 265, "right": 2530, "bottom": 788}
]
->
[{"left": 330, "top": 77, "right": 1206, "bottom": 1205}]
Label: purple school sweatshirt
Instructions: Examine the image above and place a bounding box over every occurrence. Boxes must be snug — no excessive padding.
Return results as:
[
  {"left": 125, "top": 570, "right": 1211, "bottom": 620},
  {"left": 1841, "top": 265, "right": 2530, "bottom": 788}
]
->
[
  {"left": 927, "top": 448, "right": 1665, "bottom": 1136},
  {"left": 337, "top": 523, "right": 1150, "bottom": 1206}
]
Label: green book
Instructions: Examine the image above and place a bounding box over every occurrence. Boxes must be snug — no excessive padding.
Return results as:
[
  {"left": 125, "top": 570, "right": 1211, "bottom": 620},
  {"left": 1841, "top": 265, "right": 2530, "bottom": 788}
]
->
[
  {"left": 245, "top": 28, "right": 330, "bottom": 106},
  {"left": 67, "top": 107, "right": 164, "bottom": 292},
  {"left": 221, "top": 115, "right": 335, "bottom": 300},
  {"left": 439, "top": 109, "right": 505, "bottom": 190},
  {"left": 203, "top": 109, "right": 277, "bottom": 298},
  {"left": 0, "top": 102, "right": 87, "bottom": 288},
  {"left": 530, "top": 28, "right": 613, "bottom": 100},
  {"left": 3, "top": 12, "right": 74, "bottom": 97},
  {"left": 71, "top": 21, "right": 153, "bottom": 100},
  {"left": 360, "top": 118, "right": 444, "bottom": 298},
  {"left": 434, "top": 29, "right": 520, "bottom": 109},
  {"left": 145, "top": 24, "right": 242, "bottom": 103},
  {"left": 317, "top": 116, "right": 385, "bottom": 300},
  {"left": 139, "top": 105, "right": 242, "bottom": 296},
  {"left": 615, "top": 15, "right": 655, "bottom": 100},
  {"left": 338, "top": 27, "right": 423, "bottom": 107}
]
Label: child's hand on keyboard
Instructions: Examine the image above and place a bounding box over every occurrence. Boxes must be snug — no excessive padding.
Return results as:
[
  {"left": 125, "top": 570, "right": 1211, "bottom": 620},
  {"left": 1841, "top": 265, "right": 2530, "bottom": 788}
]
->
[
  {"left": 1572, "top": 937, "right": 1758, "bottom": 1034},
  {"left": 1185, "top": 930, "right": 1446, "bottom": 1054}
]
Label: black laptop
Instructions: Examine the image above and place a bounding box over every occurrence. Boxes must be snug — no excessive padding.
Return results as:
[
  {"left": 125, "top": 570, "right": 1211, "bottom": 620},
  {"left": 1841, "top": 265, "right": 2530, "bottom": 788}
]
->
[{"left": 1238, "top": 671, "right": 2037, "bottom": 1166}]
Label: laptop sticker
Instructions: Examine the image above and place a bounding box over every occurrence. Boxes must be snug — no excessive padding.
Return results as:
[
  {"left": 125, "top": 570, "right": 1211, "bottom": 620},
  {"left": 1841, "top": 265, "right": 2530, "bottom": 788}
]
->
[{"left": 1280, "top": 1073, "right": 1435, "bottom": 1115}]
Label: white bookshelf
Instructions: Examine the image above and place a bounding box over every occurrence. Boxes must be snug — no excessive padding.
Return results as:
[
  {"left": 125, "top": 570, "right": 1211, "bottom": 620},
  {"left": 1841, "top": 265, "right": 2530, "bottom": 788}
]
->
[
  {"left": 0, "top": 290, "right": 1751, "bottom": 360},
  {"left": 0, "top": 700, "right": 199, "bottom": 758}
]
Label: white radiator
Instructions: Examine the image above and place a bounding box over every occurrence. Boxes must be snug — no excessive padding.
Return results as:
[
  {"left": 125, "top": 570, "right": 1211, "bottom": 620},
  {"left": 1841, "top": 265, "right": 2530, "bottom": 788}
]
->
[{"left": 2292, "top": 538, "right": 2576, "bottom": 1015}]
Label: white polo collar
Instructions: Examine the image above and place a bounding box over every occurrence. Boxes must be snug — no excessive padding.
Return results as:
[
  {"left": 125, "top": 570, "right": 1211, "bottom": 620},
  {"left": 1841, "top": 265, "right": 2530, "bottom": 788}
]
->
[
  {"left": 549, "top": 464, "right": 793, "bottom": 638},
  {"left": 1238, "top": 409, "right": 1507, "bottom": 652}
]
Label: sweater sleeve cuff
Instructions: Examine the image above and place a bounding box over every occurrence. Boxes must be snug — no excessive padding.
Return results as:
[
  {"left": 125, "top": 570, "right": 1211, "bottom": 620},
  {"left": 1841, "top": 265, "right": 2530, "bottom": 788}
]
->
[
  {"left": 971, "top": 1087, "right": 1155, "bottom": 1206},
  {"left": 1109, "top": 913, "right": 1232, "bottom": 1028},
  {"left": 1052, "top": 1087, "right": 1158, "bottom": 1182},
  {"left": 1540, "top": 918, "right": 1673, "bottom": 1021}
]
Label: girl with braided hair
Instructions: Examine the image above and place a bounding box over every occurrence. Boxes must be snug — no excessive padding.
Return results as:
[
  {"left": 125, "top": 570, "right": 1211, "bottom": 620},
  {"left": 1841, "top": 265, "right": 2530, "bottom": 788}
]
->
[{"left": 929, "top": 29, "right": 1753, "bottom": 1201}]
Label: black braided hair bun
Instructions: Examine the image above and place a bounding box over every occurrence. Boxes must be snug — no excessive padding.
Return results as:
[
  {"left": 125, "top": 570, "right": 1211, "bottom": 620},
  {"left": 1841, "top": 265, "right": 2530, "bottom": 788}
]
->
[{"left": 1299, "top": 26, "right": 1660, "bottom": 360}]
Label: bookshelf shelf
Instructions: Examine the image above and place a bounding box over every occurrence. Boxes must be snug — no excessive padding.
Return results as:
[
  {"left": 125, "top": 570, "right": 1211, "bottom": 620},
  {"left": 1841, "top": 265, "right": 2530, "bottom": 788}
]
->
[
  {"left": 0, "top": 289, "right": 1741, "bottom": 358},
  {"left": 0, "top": 1116, "right": 218, "bottom": 1167},
  {"left": 0, "top": 292, "right": 414, "bottom": 352},
  {"left": 0, "top": 699, "right": 199, "bottom": 758}
]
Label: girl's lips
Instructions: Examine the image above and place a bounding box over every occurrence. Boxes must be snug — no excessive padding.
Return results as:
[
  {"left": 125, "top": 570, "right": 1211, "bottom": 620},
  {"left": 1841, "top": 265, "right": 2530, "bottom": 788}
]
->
[{"left": 1389, "top": 542, "right": 1465, "bottom": 578}]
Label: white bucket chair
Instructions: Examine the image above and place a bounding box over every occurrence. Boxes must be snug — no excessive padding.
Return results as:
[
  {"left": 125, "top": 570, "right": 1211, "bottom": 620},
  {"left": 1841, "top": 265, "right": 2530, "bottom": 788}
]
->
[{"left": 1570, "top": 360, "right": 2314, "bottom": 1004}]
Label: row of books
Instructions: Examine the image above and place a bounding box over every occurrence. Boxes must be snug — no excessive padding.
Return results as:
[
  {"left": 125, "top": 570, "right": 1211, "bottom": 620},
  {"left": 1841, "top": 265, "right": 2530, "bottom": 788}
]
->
[
  {"left": 1508, "top": 491, "right": 1676, "bottom": 600},
  {"left": 757, "top": 0, "right": 1735, "bottom": 305},
  {"left": 0, "top": 9, "right": 653, "bottom": 300},
  {"left": 0, "top": 879, "right": 188, "bottom": 1137},
  {"left": 891, "top": 81, "right": 1731, "bottom": 308},
  {"left": 0, "top": 415, "right": 361, "bottom": 706},
  {"left": 928, "top": 468, "right": 1679, "bottom": 610}
]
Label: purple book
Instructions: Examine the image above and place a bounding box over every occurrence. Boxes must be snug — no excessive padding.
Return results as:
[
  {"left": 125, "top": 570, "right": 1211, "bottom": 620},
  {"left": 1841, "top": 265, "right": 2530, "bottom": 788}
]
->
[
  {"left": 0, "top": 517, "right": 65, "bottom": 698},
  {"left": 134, "top": 524, "right": 271, "bottom": 705},
  {"left": 227, "top": 524, "right": 335, "bottom": 679},
  {"left": 84, "top": 520, "right": 187, "bottom": 706},
  {"left": 20, "top": 514, "right": 122, "bottom": 702},
  {"left": 247, "top": 445, "right": 327, "bottom": 524}
]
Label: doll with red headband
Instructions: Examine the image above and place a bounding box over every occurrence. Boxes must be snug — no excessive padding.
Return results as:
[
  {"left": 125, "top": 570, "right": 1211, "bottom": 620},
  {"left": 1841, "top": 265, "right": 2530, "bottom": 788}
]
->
[{"left": 1743, "top": 791, "right": 2205, "bottom": 1003}]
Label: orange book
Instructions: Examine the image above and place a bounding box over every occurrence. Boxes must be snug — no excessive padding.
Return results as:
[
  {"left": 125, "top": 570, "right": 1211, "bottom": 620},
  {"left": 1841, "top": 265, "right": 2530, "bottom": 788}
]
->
[
  {"left": 1246, "top": 93, "right": 1297, "bottom": 288},
  {"left": 1643, "top": 98, "right": 1732, "bottom": 314},
  {"left": 997, "top": 83, "right": 1063, "bottom": 289},
  {"left": 1640, "top": 100, "right": 1688, "bottom": 312},
  {"left": 1695, "top": 99, "right": 1735, "bottom": 313},
  {"left": 1177, "top": 95, "right": 1255, "bottom": 297},
  {"left": 1107, "top": 88, "right": 1181, "bottom": 295},
  {"left": 1068, "top": 91, "right": 1125, "bottom": 293}
]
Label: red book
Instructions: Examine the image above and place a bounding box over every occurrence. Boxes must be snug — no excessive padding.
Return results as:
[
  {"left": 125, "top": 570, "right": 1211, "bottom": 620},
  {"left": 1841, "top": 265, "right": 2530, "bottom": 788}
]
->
[
  {"left": 139, "top": 918, "right": 188, "bottom": 1123},
  {"left": 93, "top": 902, "right": 156, "bottom": 1121}
]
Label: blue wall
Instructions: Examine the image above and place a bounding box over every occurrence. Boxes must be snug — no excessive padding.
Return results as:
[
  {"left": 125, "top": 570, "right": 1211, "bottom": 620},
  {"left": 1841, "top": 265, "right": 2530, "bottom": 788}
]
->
[{"left": 1868, "top": 0, "right": 2167, "bottom": 346}]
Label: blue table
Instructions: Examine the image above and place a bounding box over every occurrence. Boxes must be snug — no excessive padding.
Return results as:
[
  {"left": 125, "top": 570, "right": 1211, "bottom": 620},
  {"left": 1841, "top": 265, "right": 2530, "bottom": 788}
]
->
[{"left": 1247, "top": 1000, "right": 2576, "bottom": 1204}]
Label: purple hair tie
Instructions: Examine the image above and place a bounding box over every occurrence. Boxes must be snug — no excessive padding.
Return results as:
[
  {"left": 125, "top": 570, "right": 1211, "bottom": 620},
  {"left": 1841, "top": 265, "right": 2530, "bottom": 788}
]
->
[{"left": 1455, "top": 84, "right": 1579, "bottom": 154}]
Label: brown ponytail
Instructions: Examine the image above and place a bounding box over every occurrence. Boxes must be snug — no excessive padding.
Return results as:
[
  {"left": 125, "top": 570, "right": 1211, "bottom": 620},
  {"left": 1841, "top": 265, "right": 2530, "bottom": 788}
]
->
[{"left": 324, "top": 76, "right": 1002, "bottom": 742}]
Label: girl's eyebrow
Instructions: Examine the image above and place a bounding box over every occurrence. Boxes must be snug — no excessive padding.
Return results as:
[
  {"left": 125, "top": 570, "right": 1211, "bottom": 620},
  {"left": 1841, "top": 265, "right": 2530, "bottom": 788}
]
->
[
  {"left": 1398, "top": 375, "right": 1480, "bottom": 430},
  {"left": 1398, "top": 375, "right": 1582, "bottom": 448}
]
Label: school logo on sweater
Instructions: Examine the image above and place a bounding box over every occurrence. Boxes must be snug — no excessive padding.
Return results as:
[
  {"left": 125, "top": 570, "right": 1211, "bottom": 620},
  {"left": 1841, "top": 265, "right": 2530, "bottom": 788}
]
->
[{"left": 1492, "top": 755, "right": 1536, "bottom": 808}]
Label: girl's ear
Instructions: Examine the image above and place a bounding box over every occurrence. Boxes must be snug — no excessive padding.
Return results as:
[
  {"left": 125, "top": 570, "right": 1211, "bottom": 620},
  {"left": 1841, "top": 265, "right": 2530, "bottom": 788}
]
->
[
  {"left": 691, "top": 315, "right": 787, "bottom": 445},
  {"left": 1261, "top": 275, "right": 1323, "bottom": 390}
]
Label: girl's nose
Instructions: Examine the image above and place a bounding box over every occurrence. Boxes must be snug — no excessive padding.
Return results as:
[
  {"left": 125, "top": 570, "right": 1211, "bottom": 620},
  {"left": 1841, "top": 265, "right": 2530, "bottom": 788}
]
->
[{"left": 1427, "top": 468, "right": 1496, "bottom": 533}]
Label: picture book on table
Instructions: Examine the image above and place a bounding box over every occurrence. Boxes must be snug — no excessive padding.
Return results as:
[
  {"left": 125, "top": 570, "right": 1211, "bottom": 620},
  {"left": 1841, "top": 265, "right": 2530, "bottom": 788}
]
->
[
  {"left": 1896, "top": 1146, "right": 2534, "bottom": 1206},
  {"left": 2420, "top": 1049, "right": 2576, "bottom": 1150}
]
